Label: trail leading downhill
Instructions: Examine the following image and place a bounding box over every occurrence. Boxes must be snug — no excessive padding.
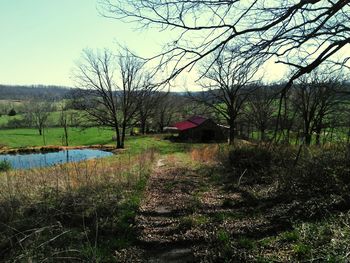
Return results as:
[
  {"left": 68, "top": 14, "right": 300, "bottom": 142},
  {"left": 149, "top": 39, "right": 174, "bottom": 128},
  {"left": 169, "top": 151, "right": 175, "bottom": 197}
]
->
[
  {"left": 115, "top": 153, "right": 292, "bottom": 262},
  {"left": 115, "top": 154, "right": 238, "bottom": 262}
]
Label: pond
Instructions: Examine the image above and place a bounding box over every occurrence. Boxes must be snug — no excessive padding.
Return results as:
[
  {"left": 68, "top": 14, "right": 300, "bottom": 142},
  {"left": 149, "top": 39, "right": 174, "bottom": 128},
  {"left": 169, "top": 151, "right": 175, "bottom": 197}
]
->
[{"left": 0, "top": 149, "right": 113, "bottom": 170}]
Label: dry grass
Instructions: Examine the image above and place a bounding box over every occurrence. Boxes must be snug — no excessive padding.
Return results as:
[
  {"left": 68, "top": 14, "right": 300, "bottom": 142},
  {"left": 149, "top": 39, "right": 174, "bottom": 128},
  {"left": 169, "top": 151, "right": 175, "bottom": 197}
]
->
[
  {"left": 0, "top": 150, "right": 155, "bottom": 201},
  {"left": 0, "top": 148, "right": 157, "bottom": 262},
  {"left": 190, "top": 144, "right": 221, "bottom": 163}
]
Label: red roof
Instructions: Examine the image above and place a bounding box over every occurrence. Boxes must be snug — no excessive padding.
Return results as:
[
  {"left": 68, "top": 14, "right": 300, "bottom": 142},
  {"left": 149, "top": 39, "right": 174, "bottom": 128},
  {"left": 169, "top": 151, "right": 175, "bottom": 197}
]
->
[
  {"left": 173, "top": 116, "right": 208, "bottom": 131},
  {"left": 188, "top": 116, "right": 207, "bottom": 125}
]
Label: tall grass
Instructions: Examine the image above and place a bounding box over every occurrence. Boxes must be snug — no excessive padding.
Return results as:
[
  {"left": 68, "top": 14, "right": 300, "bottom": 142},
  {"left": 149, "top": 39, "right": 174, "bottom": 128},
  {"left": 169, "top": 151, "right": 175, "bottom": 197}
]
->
[
  {"left": 0, "top": 148, "right": 156, "bottom": 262},
  {"left": 190, "top": 144, "right": 221, "bottom": 163}
]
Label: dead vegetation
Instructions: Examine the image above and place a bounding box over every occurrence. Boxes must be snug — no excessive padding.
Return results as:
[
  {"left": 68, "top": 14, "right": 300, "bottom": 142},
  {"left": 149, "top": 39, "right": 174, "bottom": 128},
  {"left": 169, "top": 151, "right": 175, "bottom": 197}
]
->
[
  {"left": 1, "top": 143, "right": 349, "bottom": 262},
  {"left": 0, "top": 148, "right": 157, "bottom": 262},
  {"left": 116, "top": 144, "right": 350, "bottom": 262}
]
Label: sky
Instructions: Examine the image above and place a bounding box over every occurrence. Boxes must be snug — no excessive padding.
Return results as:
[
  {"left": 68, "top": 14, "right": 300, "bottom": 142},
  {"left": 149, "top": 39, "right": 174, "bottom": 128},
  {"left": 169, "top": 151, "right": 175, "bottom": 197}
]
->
[
  {"left": 0, "top": 0, "right": 173, "bottom": 87},
  {"left": 1, "top": 1, "right": 349, "bottom": 90},
  {"left": 3, "top": 1, "right": 330, "bottom": 90}
]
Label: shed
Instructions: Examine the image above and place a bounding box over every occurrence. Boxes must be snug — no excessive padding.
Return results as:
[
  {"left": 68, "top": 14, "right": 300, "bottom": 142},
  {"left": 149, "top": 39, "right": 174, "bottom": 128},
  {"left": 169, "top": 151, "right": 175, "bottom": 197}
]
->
[{"left": 167, "top": 116, "right": 226, "bottom": 142}]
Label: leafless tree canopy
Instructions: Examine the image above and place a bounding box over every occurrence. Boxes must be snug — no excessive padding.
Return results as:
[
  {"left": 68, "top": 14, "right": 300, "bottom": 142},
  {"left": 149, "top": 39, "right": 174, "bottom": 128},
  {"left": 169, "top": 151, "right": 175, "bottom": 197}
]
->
[
  {"left": 191, "top": 51, "right": 260, "bottom": 144},
  {"left": 291, "top": 69, "right": 345, "bottom": 145},
  {"left": 100, "top": 0, "right": 350, "bottom": 83},
  {"left": 25, "top": 101, "right": 53, "bottom": 136},
  {"left": 74, "top": 48, "right": 157, "bottom": 148}
]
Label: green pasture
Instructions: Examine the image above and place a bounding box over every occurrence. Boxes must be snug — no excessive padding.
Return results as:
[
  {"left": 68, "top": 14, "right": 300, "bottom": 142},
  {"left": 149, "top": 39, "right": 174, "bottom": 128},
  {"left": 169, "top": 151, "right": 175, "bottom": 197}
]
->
[
  {"left": 0, "top": 127, "right": 189, "bottom": 155},
  {"left": 0, "top": 127, "right": 114, "bottom": 148}
]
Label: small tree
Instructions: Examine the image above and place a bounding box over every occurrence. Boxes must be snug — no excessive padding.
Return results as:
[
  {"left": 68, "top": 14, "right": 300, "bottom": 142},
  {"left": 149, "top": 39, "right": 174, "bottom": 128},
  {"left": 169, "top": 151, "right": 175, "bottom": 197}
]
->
[
  {"left": 60, "top": 106, "right": 69, "bottom": 146},
  {"left": 291, "top": 71, "right": 342, "bottom": 145},
  {"left": 25, "top": 101, "right": 53, "bottom": 136},
  {"left": 135, "top": 76, "right": 161, "bottom": 134},
  {"left": 74, "top": 48, "right": 147, "bottom": 148},
  {"left": 247, "top": 86, "right": 276, "bottom": 141}
]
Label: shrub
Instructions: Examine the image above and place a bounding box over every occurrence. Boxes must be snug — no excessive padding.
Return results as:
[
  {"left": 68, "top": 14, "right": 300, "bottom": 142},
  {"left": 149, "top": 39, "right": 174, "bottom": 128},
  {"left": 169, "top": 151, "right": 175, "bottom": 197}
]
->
[
  {"left": 8, "top": 108, "right": 16, "bottom": 116},
  {"left": 281, "top": 146, "right": 350, "bottom": 198},
  {"left": 5, "top": 118, "right": 27, "bottom": 128},
  {"left": 281, "top": 230, "right": 299, "bottom": 242},
  {"left": 227, "top": 146, "right": 272, "bottom": 184},
  {"left": 293, "top": 243, "right": 311, "bottom": 258},
  {"left": 0, "top": 160, "right": 12, "bottom": 172},
  {"left": 228, "top": 147, "right": 272, "bottom": 172}
]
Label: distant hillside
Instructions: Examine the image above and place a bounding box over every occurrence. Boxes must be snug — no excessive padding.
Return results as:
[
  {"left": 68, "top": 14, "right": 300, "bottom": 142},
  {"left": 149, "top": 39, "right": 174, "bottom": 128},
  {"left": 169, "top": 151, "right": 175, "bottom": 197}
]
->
[{"left": 0, "top": 85, "right": 72, "bottom": 101}]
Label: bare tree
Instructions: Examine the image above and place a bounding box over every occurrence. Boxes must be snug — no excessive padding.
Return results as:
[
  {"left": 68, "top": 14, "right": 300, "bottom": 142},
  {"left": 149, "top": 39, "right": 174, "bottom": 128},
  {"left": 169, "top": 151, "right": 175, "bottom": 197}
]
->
[
  {"left": 25, "top": 101, "right": 53, "bottom": 136},
  {"left": 191, "top": 51, "right": 260, "bottom": 144},
  {"left": 153, "top": 93, "right": 187, "bottom": 132},
  {"left": 74, "top": 48, "right": 146, "bottom": 148},
  {"left": 247, "top": 85, "right": 277, "bottom": 141},
  {"left": 291, "top": 70, "right": 343, "bottom": 145},
  {"left": 100, "top": 0, "right": 350, "bottom": 86},
  {"left": 59, "top": 106, "right": 69, "bottom": 146},
  {"left": 136, "top": 79, "right": 163, "bottom": 134}
]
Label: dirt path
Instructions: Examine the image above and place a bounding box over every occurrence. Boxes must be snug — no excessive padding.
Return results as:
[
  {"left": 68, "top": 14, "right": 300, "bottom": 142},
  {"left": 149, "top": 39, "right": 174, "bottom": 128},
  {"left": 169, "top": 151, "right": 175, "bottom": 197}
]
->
[
  {"left": 115, "top": 154, "right": 228, "bottom": 262},
  {"left": 115, "top": 154, "right": 290, "bottom": 262},
  {"left": 135, "top": 156, "right": 201, "bottom": 262}
]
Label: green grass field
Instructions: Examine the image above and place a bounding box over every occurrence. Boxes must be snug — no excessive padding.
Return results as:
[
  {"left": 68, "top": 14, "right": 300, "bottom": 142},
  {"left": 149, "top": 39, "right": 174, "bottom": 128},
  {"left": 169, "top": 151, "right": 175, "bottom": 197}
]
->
[
  {"left": 0, "top": 127, "right": 190, "bottom": 155},
  {"left": 0, "top": 127, "right": 114, "bottom": 148}
]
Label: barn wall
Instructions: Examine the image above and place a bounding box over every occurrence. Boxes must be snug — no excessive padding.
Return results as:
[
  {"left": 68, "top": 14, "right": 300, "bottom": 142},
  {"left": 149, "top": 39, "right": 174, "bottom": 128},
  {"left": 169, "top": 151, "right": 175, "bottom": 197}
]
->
[{"left": 179, "top": 120, "right": 226, "bottom": 142}]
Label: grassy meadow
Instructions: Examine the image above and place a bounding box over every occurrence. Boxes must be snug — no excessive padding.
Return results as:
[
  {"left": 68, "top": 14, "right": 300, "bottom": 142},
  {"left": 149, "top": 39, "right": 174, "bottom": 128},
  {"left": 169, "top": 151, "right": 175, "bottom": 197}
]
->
[
  {"left": 0, "top": 127, "right": 115, "bottom": 148},
  {"left": 0, "top": 100, "right": 349, "bottom": 261},
  {"left": 0, "top": 134, "right": 349, "bottom": 261}
]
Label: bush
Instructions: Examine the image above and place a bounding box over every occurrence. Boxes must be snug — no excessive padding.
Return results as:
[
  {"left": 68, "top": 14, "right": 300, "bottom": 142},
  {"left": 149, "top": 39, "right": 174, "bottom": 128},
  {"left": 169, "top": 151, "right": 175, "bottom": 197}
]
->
[
  {"left": 282, "top": 146, "right": 350, "bottom": 198},
  {"left": 0, "top": 160, "right": 12, "bottom": 172},
  {"left": 229, "top": 147, "right": 271, "bottom": 171},
  {"left": 5, "top": 118, "right": 27, "bottom": 128},
  {"left": 227, "top": 147, "right": 272, "bottom": 184},
  {"left": 7, "top": 108, "right": 16, "bottom": 116}
]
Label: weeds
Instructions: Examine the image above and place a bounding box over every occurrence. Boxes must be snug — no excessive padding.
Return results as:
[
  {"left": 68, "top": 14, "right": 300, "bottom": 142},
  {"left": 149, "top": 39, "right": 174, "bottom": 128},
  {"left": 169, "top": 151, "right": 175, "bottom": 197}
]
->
[
  {"left": 0, "top": 160, "right": 11, "bottom": 172},
  {"left": 0, "top": 148, "right": 156, "bottom": 262}
]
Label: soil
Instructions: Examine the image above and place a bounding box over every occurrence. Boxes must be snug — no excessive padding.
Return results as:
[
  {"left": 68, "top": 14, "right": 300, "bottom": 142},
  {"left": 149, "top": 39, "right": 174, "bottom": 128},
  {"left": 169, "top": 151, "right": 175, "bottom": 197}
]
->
[{"left": 115, "top": 155, "right": 293, "bottom": 262}]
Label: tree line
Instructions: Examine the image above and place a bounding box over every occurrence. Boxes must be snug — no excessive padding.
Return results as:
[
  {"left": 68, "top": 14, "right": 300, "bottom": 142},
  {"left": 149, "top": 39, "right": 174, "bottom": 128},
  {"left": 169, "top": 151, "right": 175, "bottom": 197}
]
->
[{"left": 69, "top": 47, "right": 350, "bottom": 148}]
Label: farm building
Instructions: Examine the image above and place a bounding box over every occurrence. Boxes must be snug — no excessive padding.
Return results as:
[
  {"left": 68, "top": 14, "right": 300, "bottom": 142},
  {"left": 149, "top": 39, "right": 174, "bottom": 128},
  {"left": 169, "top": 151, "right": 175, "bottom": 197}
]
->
[{"left": 166, "top": 116, "right": 226, "bottom": 142}]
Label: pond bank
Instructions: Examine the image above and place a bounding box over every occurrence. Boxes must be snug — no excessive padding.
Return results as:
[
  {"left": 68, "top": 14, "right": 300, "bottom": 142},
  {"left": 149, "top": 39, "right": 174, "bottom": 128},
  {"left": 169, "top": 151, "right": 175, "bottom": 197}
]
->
[{"left": 0, "top": 145, "right": 120, "bottom": 155}]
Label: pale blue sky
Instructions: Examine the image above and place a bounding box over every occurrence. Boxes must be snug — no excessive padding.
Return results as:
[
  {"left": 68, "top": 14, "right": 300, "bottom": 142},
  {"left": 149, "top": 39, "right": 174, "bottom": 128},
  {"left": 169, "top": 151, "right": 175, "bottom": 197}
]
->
[
  {"left": 0, "top": 0, "right": 168, "bottom": 86},
  {"left": 4, "top": 1, "right": 345, "bottom": 89}
]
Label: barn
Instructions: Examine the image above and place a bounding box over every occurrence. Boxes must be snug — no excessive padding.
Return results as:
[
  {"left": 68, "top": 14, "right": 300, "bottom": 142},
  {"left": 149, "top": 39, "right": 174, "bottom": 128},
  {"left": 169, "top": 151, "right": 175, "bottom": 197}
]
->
[{"left": 167, "top": 116, "right": 226, "bottom": 142}]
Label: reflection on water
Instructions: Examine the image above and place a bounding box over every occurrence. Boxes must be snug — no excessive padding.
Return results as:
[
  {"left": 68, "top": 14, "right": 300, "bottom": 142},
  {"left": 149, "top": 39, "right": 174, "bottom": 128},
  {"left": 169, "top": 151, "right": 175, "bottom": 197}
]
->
[{"left": 0, "top": 149, "right": 113, "bottom": 170}]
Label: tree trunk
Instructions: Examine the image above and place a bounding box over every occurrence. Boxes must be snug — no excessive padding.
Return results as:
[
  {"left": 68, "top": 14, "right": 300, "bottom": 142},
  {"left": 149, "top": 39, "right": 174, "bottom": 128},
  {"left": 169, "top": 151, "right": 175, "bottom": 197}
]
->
[
  {"left": 315, "top": 128, "right": 321, "bottom": 146},
  {"left": 304, "top": 133, "right": 312, "bottom": 145},
  {"left": 115, "top": 127, "right": 122, "bottom": 149},
  {"left": 63, "top": 125, "right": 68, "bottom": 146},
  {"left": 228, "top": 119, "right": 235, "bottom": 145},
  {"left": 315, "top": 120, "right": 322, "bottom": 146},
  {"left": 315, "top": 132, "right": 321, "bottom": 146},
  {"left": 260, "top": 129, "right": 265, "bottom": 141},
  {"left": 140, "top": 119, "right": 146, "bottom": 134},
  {"left": 120, "top": 122, "right": 127, "bottom": 148}
]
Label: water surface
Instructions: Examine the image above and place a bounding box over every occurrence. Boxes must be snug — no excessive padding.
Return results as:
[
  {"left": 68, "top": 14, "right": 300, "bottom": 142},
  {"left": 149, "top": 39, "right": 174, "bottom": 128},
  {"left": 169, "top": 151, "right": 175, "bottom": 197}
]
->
[{"left": 0, "top": 149, "right": 113, "bottom": 170}]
